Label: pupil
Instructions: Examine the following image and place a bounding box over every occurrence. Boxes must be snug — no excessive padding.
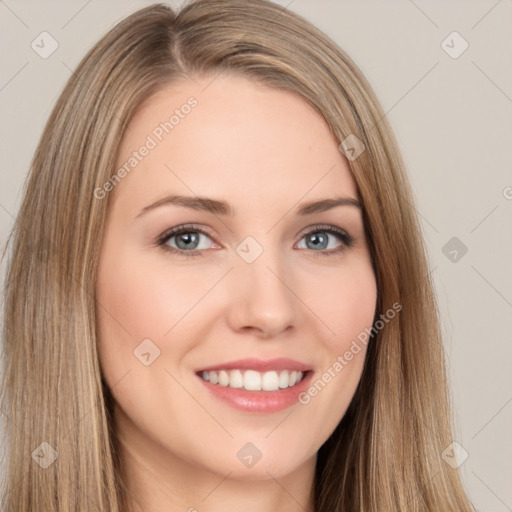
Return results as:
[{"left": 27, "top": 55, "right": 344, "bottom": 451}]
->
[
  {"left": 308, "top": 233, "right": 327, "bottom": 250},
  {"left": 177, "top": 232, "right": 198, "bottom": 250}
]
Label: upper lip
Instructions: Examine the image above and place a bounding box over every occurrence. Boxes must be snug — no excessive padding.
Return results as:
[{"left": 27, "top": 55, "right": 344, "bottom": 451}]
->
[{"left": 196, "top": 357, "right": 313, "bottom": 373}]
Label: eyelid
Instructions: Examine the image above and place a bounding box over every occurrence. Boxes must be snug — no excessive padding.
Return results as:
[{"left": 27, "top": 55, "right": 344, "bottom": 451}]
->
[{"left": 296, "top": 223, "right": 350, "bottom": 240}]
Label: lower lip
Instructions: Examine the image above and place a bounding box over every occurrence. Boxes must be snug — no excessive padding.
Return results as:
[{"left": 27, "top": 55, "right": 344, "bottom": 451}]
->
[{"left": 196, "top": 371, "right": 314, "bottom": 413}]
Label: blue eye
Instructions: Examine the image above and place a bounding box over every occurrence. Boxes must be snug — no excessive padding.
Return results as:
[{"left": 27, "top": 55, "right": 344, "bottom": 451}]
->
[
  {"left": 156, "top": 224, "right": 216, "bottom": 258},
  {"left": 296, "top": 225, "right": 353, "bottom": 255},
  {"left": 164, "top": 229, "right": 211, "bottom": 251},
  {"left": 156, "top": 223, "right": 354, "bottom": 258}
]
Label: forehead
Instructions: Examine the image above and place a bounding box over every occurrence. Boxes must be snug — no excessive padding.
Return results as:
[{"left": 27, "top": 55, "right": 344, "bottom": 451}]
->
[{"left": 113, "top": 74, "right": 358, "bottom": 213}]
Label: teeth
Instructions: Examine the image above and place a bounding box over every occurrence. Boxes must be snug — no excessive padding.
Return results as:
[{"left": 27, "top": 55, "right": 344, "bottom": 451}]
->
[
  {"left": 200, "top": 369, "right": 306, "bottom": 391},
  {"left": 228, "top": 369, "right": 244, "bottom": 388},
  {"left": 261, "top": 371, "right": 279, "bottom": 391},
  {"left": 218, "top": 370, "right": 229, "bottom": 386},
  {"left": 244, "top": 370, "right": 261, "bottom": 390}
]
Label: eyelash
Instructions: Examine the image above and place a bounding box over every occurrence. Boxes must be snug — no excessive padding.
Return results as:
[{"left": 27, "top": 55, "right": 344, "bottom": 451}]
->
[{"left": 155, "top": 223, "right": 354, "bottom": 259}]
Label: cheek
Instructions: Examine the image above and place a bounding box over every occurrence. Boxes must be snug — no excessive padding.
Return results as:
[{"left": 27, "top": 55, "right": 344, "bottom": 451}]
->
[
  {"left": 96, "top": 252, "right": 210, "bottom": 342},
  {"left": 295, "top": 261, "right": 376, "bottom": 443},
  {"left": 306, "top": 258, "right": 378, "bottom": 350},
  {"left": 95, "top": 246, "right": 224, "bottom": 398}
]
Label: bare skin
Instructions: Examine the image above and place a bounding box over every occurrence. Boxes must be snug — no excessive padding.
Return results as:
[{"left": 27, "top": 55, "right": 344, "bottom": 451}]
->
[{"left": 96, "top": 74, "right": 377, "bottom": 512}]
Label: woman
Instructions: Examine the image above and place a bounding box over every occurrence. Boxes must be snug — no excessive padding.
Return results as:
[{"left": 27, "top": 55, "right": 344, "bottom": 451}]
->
[{"left": 0, "top": 1, "right": 475, "bottom": 510}]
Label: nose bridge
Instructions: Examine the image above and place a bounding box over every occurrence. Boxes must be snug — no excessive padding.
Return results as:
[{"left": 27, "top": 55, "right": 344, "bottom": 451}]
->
[{"left": 227, "top": 239, "right": 297, "bottom": 337}]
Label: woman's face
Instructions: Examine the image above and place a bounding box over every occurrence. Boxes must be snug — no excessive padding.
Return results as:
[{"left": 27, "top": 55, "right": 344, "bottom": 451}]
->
[{"left": 96, "top": 74, "right": 377, "bottom": 483}]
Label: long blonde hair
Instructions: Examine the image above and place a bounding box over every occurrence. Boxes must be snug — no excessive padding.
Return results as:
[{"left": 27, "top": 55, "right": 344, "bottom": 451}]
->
[{"left": 1, "top": 1, "right": 475, "bottom": 510}]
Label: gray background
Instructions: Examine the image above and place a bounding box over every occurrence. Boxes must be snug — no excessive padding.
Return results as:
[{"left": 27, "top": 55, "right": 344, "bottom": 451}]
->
[{"left": 1, "top": 1, "right": 511, "bottom": 510}]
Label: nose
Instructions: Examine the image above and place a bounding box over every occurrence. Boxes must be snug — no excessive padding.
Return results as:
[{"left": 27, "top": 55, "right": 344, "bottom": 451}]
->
[{"left": 226, "top": 250, "right": 298, "bottom": 339}]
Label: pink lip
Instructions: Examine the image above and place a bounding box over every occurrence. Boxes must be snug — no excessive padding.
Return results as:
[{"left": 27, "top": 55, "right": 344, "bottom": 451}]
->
[
  {"left": 195, "top": 357, "right": 312, "bottom": 373},
  {"left": 196, "top": 369, "right": 314, "bottom": 413}
]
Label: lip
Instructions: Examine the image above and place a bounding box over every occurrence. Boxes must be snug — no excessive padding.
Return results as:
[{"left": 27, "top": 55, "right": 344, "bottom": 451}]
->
[
  {"left": 195, "top": 357, "right": 313, "bottom": 373},
  {"left": 195, "top": 368, "right": 314, "bottom": 414}
]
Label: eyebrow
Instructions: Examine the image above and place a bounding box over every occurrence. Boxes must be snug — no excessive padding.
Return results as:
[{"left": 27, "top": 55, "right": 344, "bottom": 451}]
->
[{"left": 135, "top": 194, "right": 362, "bottom": 219}]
